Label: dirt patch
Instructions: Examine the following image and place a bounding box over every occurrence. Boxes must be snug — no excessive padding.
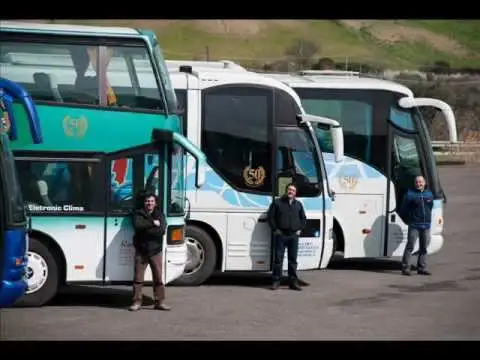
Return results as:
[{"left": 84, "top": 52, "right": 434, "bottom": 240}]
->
[
  {"left": 341, "top": 20, "right": 468, "bottom": 56},
  {"left": 194, "top": 20, "right": 261, "bottom": 35},
  {"left": 188, "top": 20, "right": 300, "bottom": 36}
]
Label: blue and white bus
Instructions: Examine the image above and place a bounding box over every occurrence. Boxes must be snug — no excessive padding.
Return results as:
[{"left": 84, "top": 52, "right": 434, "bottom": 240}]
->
[
  {"left": 0, "top": 78, "right": 43, "bottom": 308},
  {"left": 1, "top": 21, "right": 207, "bottom": 307}
]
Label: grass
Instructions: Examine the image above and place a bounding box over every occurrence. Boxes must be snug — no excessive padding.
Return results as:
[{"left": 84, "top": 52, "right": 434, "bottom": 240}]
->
[
  {"left": 404, "top": 20, "right": 480, "bottom": 54},
  {"left": 42, "top": 19, "right": 480, "bottom": 69}
]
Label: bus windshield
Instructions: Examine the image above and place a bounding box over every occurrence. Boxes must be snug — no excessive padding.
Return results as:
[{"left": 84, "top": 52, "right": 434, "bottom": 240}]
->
[
  {"left": 0, "top": 133, "right": 25, "bottom": 225},
  {"left": 299, "top": 92, "right": 374, "bottom": 162},
  {"left": 295, "top": 87, "right": 440, "bottom": 195},
  {"left": 0, "top": 39, "right": 166, "bottom": 111},
  {"left": 152, "top": 44, "right": 178, "bottom": 113}
]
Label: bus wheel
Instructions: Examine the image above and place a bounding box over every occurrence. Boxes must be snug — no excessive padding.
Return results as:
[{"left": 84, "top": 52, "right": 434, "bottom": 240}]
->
[
  {"left": 15, "top": 238, "right": 59, "bottom": 307},
  {"left": 330, "top": 230, "right": 338, "bottom": 262},
  {"left": 173, "top": 226, "right": 216, "bottom": 286}
]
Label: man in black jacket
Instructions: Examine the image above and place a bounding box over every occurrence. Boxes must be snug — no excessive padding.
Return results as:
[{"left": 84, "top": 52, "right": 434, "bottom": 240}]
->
[
  {"left": 129, "top": 193, "right": 170, "bottom": 311},
  {"left": 268, "top": 183, "right": 307, "bottom": 291}
]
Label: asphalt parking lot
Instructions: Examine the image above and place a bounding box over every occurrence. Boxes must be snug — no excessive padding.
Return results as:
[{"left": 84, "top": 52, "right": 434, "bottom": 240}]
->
[{"left": 1, "top": 165, "right": 480, "bottom": 341}]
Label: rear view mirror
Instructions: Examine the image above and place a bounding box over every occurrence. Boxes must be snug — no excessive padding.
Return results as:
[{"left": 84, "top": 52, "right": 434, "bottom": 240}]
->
[
  {"left": 330, "top": 126, "right": 344, "bottom": 163},
  {"left": 299, "top": 113, "right": 344, "bottom": 163},
  {"left": 398, "top": 97, "right": 458, "bottom": 143},
  {"left": 184, "top": 198, "right": 191, "bottom": 220}
]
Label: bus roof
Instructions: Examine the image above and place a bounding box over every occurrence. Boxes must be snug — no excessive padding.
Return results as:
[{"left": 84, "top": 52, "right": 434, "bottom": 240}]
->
[
  {"left": 166, "top": 60, "right": 247, "bottom": 72},
  {"left": 262, "top": 72, "right": 415, "bottom": 97},
  {"left": 165, "top": 60, "right": 416, "bottom": 97},
  {"left": 167, "top": 63, "right": 303, "bottom": 104},
  {"left": 0, "top": 21, "right": 141, "bottom": 37}
]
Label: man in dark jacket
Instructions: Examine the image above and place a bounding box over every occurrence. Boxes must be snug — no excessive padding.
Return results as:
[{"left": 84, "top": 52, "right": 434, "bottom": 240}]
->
[
  {"left": 129, "top": 193, "right": 170, "bottom": 311},
  {"left": 268, "top": 183, "right": 307, "bottom": 291},
  {"left": 399, "top": 175, "right": 434, "bottom": 276}
]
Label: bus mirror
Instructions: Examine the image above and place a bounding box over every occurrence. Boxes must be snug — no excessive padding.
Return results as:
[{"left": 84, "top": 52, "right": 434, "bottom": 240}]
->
[
  {"left": 398, "top": 97, "right": 458, "bottom": 143},
  {"left": 330, "top": 126, "right": 344, "bottom": 163},
  {"left": 184, "top": 198, "right": 191, "bottom": 220},
  {"left": 298, "top": 113, "right": 344, "bottom": 162},
  {"left": 196, "top": 161, "right": 206, "bottom": 188},
  {"left": 388, "top": 181, "right": 397, "bottom": 213},
  {"left": 170, "top": 132, "right": 206, "bottom": 188}
]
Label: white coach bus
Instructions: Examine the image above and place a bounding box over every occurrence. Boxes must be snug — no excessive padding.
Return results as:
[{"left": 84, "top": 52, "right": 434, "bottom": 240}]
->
[
  {"left": 263, "top": 69, "right": 458, "bottom": 262},
  {"left": 166, "top": 61, "right": 346, "bottom": 285}
]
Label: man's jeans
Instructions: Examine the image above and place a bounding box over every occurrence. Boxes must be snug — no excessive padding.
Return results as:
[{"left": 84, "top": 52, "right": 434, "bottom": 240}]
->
[
  {"left": 132, "top": 251, "right": 165, "bottom": 304},
  {"left": 402, "top": 227, "right": 430, "bottom": 271},
  {"left": 272, "top": 233, "right": 299, "bottom": 283}
]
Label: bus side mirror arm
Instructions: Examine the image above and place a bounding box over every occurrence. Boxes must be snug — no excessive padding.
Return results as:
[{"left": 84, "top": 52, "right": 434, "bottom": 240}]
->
[
  {"left": 170, "top": 132, "right": 207, "bottom": 189},
  {"left": 298, "top": 113, "right": 345, "bottom": 163},
  {"left": 0, "top": 77, "right": 43, "bottom": 144},
  {"left": 398, "top": 97, "right": 458, "bottom": 143},
  {"left": 195, "top": 160, "right": 206, "bottom": 188}
]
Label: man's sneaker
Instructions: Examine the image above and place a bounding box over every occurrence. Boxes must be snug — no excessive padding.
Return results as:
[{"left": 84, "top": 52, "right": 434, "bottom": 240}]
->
[
  {"left": 417, "top": 269, "right": 431, "bottom": 276},
  {"left": 288, "top": 282, "right": 302, "bottom": 291},
  {"left": 401, "top": 268, "right": 411, "bottom": 276},
  {"left": 154, "top": 302, "right": 171, "bottom": 311},
  {"left": 271, "top": 281, "right": 280, "bottom": 290},
  {"left": 129, "top": 302, "right": 142, "bottom": 311}
]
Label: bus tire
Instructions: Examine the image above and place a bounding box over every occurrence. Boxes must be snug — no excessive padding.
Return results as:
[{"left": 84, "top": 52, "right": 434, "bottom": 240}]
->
[
  {"left": 15, "top": 238, "right": 59, "bottom": 307},
  {"left": 330, "top": 230, "right": 338, "bottom": 263},
  {"left": 173, "top": 225, "right": 216, "bottom": 286}
]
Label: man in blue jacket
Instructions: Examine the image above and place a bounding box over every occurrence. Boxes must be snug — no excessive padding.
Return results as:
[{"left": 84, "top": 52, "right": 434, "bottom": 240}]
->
[{"left": 399, "top": 175, "right": 434, "bottom": 276}]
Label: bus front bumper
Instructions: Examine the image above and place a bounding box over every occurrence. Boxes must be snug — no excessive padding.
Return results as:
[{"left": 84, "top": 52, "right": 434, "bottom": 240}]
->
[{"left": 0, "top": 279, "right": 27, "bottom": 308}]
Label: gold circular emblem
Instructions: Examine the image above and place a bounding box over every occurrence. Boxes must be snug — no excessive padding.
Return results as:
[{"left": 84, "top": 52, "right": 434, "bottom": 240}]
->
[
  {"left": 63, "top": 115, "right": 88, "bottom": 138},
  {"left": 243, "top": 166, "right": 266, "bottom": 188},
  {"left": 339, "top": 176, "right": 358, "bottom": 190}
]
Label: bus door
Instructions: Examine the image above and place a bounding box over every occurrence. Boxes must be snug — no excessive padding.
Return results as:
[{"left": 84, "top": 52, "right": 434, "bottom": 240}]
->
[
  {"left": 274, "top": 128, "right": 325, "bottom": 271},
  {"left": 103, "top": 142, "right": 168, "bottom": 283},
  {"left": 385, "top": 122, "right": 425, "bottom": 257}
]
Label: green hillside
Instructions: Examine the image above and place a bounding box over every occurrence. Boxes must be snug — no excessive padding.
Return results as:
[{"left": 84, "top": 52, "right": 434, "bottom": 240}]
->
[{"left": 39, "top": 20, "right": 480, "bottom": 70}]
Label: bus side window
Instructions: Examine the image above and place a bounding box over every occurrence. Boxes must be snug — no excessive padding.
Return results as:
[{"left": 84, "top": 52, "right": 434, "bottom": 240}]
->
[
  {"left": 202, "top": 85, "right": 273, "bottom": 194},
  {"left": 16, "top": 160, "right": 100, "bottom": 213},
  {"left": 144, "top": 153, "right": 160, "bottom": 197},
  {"left": 110, "top": 157, "right": 134, "bottom": 211}
]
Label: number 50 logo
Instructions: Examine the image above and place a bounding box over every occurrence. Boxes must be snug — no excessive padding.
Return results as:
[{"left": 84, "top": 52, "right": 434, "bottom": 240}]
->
[{"left": 243, "top": 165, "right": 266, "bottom": 188}]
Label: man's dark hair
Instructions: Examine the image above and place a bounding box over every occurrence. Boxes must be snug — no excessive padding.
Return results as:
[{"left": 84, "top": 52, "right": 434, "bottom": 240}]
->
[
  {"left": 143, "top": 192, "right": 157, "bottom": 201},
  {"left": 285, "top": 182, "right": 297, "bottom": 191}
]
